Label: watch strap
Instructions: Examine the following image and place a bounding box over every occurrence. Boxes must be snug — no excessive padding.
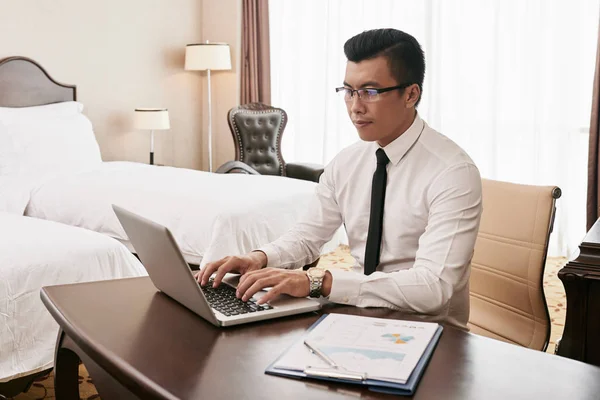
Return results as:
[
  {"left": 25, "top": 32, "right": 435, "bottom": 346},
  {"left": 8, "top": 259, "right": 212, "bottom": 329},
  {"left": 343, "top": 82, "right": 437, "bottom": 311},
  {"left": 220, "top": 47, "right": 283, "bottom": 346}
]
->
[{"left": 308, "top": 272, "right": 323, "bottom": 298}]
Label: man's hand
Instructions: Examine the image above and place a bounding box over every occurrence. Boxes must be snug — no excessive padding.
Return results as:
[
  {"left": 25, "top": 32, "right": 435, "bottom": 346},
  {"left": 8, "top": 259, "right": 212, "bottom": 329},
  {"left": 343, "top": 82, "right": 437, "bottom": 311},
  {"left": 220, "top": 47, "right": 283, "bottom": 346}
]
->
[
  {"left": 235, "top": 268, "right": 310, "bottom": 304},
  {"left": 194, "top": 251, "right": 267, "bottom": 287}
]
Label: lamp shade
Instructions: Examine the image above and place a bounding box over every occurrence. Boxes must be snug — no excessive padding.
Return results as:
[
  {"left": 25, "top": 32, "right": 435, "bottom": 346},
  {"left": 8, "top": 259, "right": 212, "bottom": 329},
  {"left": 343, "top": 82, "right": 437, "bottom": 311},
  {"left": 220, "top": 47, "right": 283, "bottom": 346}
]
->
[
  {"left": 185, "top": 43, "right": 232, "bottom": 71},
  {"left": 134, "top": 108, "right": 170, "bottom": 130}
]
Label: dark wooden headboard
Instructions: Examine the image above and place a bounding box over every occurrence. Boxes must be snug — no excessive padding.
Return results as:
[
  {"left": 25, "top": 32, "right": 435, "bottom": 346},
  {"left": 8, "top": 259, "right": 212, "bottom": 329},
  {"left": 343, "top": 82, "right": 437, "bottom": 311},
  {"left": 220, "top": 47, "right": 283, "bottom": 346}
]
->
[{"left": 0, "top": 56, "right": 76, "bottom": 108}]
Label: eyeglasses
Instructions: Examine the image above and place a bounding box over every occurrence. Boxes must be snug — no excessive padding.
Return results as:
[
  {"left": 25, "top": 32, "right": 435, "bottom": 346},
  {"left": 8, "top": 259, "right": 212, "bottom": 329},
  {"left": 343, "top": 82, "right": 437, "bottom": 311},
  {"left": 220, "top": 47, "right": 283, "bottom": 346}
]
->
[{"left": 335, "top": 83, "right": 413, "bottom": 103}]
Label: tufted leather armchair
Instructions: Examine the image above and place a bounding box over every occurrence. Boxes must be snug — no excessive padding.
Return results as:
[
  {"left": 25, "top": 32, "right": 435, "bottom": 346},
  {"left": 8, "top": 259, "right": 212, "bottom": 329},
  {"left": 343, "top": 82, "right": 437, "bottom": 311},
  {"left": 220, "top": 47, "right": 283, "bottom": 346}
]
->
[{"left": 215, "top": 103, "right": 324, "bottom": 183}]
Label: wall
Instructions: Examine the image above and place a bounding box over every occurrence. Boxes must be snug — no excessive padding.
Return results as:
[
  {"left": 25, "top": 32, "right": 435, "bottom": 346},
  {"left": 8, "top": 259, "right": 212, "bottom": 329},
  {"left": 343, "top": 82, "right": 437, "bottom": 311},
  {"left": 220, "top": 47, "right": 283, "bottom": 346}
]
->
[{"left": 0, "top": 0, "right": 219, "bottom": 170}]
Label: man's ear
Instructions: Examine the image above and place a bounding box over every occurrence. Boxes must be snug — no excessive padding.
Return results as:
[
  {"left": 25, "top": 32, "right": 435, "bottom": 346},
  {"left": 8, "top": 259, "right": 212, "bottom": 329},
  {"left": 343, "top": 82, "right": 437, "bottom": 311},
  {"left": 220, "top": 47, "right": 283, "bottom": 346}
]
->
[{"left": 405, "top": 84, "right": 421, "bottom": 108}]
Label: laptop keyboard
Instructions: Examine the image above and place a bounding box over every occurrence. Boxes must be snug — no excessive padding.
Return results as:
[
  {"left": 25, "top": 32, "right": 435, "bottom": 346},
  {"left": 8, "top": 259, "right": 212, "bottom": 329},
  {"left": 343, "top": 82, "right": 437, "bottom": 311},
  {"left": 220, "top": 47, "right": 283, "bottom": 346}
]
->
[{"left": 201, "top": 279, "right": 274, "bottom": 317}]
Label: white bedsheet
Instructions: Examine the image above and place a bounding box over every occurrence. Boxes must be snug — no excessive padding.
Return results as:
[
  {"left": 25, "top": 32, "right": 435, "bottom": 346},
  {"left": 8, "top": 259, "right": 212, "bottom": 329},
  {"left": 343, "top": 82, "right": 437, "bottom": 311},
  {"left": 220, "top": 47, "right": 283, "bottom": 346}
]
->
[
  {"left": 0, "top": 213, "right": 146, "bottom": 382},
  {"left": 23, "top": 162, "right": 347, "bottom": 265}
]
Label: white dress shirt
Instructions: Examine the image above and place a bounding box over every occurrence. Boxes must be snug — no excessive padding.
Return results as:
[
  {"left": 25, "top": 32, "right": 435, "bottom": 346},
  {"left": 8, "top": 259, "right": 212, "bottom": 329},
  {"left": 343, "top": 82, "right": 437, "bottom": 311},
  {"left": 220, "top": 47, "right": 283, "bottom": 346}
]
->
[{"left": 259, "top": 115, "right": 482, "bottom": 330}]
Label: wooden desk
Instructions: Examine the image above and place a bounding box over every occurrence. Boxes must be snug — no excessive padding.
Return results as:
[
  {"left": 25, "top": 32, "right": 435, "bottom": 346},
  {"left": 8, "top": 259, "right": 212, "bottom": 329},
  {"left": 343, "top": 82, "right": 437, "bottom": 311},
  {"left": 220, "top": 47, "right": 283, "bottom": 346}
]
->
[
  {"left": 558, "top": 218, "right": 600, "bottom": 366},
  {"left": 41, "top": 277, "right": 600, "bottom": 400}
]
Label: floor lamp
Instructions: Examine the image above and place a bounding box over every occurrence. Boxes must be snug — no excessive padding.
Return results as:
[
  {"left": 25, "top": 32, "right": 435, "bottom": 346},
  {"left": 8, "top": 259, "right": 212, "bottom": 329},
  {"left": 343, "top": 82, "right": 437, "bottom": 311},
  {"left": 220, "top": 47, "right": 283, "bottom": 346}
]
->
[
  {"left": 185, "top": 41, "right": 232, "bottom": 172},
  {"left": 134, "top": 108, "right": 170, "bottom": 165}
]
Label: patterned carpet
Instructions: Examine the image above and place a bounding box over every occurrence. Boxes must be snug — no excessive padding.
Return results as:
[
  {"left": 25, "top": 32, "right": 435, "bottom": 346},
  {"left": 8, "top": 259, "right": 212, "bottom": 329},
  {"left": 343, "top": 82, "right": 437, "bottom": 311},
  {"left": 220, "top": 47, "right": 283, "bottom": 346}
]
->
[{"left": 11, "top": 246, "right": 568, "bottom": 400}]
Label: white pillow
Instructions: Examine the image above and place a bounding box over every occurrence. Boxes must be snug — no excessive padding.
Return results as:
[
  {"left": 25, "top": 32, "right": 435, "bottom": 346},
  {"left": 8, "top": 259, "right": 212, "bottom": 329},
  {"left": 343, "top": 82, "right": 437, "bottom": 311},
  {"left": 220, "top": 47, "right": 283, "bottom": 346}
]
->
[
  {"left": 0, "top": 101, "right": 84, "bottom": 124},
  {"left": 0, "top": 113, "right": 102, "bottom": 179},
  {"left": 0, "top": 177, "right": 32, "bottom": 214}
]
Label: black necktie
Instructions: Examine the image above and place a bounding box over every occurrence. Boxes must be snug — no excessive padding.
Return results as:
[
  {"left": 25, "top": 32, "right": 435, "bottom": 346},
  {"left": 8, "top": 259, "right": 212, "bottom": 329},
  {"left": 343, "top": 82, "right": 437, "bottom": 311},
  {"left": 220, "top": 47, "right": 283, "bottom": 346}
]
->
[{"left": 364, "top": 148, "right": 390, "bottom": 275}]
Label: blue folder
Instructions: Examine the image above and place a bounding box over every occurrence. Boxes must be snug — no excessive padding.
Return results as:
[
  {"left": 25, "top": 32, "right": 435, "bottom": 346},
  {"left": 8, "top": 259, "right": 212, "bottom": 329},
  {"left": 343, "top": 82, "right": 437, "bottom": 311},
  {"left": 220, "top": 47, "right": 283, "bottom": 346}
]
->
[{"left": 265, "top": 313, "right": 444, "bottom": 396}]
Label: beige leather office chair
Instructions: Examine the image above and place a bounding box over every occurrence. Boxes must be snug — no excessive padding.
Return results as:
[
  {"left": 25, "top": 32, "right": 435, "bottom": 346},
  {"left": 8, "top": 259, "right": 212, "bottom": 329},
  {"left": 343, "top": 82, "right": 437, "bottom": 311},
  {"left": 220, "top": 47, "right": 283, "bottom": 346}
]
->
[{"left": 468, "top": 179, "right": 561, "bottom": 351}]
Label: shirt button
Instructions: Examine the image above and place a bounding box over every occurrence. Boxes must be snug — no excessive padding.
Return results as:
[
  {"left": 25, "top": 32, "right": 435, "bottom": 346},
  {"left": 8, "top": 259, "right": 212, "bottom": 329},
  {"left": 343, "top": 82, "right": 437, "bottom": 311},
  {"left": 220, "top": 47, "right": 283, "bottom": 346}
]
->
[{"left": 342, "top": 297, "right": 349, "bottom": 303}]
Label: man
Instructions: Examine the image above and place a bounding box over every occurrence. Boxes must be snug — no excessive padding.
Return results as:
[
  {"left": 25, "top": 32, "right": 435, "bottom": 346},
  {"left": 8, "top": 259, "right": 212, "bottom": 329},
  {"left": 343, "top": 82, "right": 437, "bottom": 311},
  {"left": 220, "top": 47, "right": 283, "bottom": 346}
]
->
[{"left": 196, "top": 28, "right": 482, "bottom": 330}]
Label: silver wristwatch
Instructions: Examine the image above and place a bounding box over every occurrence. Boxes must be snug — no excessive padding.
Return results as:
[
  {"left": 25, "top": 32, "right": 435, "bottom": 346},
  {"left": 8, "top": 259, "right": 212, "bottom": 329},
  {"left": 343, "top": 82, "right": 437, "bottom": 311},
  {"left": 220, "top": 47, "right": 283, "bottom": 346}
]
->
[{"left": 307, "top": 268, "right": 326, "bottom": 298}]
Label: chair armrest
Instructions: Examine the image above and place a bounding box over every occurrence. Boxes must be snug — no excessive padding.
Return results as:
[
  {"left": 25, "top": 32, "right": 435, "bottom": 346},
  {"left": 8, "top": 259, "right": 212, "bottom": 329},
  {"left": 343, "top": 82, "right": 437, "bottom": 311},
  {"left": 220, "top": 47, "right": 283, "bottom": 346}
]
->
[
  {"left": 215, "top": 161, "right": 260, "bottom": 175},
  {"left": 286, "top": 162, "right": 324, "bottom": 183}
]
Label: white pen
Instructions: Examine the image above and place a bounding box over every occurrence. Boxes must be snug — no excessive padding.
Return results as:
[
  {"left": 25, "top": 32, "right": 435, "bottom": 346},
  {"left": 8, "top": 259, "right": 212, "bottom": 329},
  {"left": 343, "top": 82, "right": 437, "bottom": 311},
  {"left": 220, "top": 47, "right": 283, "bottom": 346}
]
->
[{"left": 303, "top": 339, "right": 339, "bottom": 369}]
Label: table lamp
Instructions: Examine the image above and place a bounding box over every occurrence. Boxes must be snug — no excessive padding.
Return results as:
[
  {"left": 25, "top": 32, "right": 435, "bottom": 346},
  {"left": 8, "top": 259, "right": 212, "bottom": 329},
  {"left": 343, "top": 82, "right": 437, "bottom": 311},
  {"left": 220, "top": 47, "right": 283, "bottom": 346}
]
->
[
  {"left": 134, "top": 108, "right": 170, "bottom": 165},
  {"left": 185, "top": 41, "right": 232, "bottom": 172}
]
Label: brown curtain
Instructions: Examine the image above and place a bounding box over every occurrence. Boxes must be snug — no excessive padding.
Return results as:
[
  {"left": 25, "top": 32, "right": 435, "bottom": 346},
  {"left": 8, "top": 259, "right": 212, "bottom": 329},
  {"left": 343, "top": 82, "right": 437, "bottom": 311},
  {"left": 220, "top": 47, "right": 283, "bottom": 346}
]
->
[
  {"left": 587, "top": 22, "right": 600, "bottom": 230},
  {"left": 240, "top": 0, "right": 271, "bottom": 105}
]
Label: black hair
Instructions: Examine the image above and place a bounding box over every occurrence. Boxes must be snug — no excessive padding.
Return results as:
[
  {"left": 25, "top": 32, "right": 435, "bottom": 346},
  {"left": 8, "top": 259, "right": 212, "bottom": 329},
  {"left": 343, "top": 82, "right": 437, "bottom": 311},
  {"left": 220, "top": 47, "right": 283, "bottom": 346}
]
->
[{"left": 344, "top": 28, "right": 425, "bottom": 107}]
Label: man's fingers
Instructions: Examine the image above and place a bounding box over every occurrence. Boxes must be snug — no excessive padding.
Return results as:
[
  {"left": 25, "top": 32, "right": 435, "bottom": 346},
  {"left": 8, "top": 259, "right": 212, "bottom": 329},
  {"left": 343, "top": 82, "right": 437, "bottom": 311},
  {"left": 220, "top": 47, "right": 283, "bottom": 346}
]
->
[
  {"left": 256, "top": 285, "right": 282, "bottom": 304},
  {"left": 240, "top": 276, "right": 280, "bottom": 302},
  {"left": 239, "top": 266, "right": 269, "bottom": 280},
  {"left": 198, "top": 263, "right": 215, "bottom": 285},
  {"left": 237, "top": 268, "right": 272, "bottom": 295},
  {"left": 212, "top": 258, "right": 241, "bottom": 287},
  {"left": 199, "top": 257, "right": 227, "bottom": 286}
]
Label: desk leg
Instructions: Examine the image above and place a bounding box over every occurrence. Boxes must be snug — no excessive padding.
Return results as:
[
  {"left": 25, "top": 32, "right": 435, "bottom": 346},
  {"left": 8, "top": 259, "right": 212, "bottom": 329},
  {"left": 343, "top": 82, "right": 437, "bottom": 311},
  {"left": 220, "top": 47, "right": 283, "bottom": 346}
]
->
[{"left": 54, "top": 329, "right": 81, "bottom": 400}]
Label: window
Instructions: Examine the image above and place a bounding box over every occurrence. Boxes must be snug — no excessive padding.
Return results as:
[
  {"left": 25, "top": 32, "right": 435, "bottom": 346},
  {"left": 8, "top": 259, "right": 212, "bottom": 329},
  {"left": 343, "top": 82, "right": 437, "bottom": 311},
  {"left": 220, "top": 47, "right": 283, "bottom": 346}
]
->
[{"left": 270, "top": 0, "right": 600, "bottom": 256}]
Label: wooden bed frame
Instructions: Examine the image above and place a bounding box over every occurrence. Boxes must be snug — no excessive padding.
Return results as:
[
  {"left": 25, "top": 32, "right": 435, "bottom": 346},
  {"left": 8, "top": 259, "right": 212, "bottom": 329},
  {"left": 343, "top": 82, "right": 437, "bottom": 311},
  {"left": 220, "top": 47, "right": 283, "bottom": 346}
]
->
[
  {"left": 0, "top": 56, "right": 76, "bottom": 107},
  {"left": 0, "top": 56, "right": 75, "bottom": 398}
]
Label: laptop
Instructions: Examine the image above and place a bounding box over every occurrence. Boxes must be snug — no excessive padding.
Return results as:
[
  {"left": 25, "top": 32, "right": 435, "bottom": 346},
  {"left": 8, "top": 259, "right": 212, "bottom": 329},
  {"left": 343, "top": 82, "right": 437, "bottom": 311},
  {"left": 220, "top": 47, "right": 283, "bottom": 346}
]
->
[{"left": 112, "top": 205, "right": 321, "bottom": 327}]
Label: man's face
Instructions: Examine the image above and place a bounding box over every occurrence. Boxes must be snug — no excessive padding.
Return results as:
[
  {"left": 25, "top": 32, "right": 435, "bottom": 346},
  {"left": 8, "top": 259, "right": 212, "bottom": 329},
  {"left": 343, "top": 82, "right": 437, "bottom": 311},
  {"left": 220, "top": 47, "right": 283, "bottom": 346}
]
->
[{"left": 342, "top": 56, "right": 419, "bottom": 147}]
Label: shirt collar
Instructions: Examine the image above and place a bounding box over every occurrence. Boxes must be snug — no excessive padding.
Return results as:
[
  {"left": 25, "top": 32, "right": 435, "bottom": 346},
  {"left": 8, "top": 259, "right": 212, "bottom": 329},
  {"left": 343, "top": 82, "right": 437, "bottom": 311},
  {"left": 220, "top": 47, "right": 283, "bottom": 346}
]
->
[{"left": 375, "top": 114, "right": 425, "bottom": 166}]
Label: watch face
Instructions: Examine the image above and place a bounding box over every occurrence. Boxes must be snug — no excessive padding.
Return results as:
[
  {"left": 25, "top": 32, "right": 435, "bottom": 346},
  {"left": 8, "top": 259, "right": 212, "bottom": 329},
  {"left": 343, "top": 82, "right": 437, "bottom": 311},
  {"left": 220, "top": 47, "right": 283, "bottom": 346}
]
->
[{"left": 308, "top": 268, "right": 326, "bottom": 279}]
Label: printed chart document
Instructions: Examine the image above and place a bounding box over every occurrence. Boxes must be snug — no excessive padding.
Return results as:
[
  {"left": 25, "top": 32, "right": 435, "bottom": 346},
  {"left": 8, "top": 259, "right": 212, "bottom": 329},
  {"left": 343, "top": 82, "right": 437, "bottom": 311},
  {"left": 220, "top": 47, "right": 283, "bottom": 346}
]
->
[{"left": 272, "top": 313, "right": 440, "bottom": 384}]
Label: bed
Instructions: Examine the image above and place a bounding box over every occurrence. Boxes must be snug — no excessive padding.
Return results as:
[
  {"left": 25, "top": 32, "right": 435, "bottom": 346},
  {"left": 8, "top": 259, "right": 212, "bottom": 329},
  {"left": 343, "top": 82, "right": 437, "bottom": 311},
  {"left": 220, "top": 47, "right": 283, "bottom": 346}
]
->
[
  {"left": 0, "top": 212, "right": 146, "bottom": 395},
  {"left": 0, "top": 56, "right": 346, "bottom": 266}
]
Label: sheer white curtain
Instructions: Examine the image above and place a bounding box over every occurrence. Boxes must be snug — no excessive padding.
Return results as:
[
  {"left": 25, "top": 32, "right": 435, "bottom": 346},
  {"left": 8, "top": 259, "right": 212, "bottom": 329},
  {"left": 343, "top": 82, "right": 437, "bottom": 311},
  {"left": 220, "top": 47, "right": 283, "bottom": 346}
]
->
[{"left": 270, "top": 0, "right": 600, "bottom": 257}]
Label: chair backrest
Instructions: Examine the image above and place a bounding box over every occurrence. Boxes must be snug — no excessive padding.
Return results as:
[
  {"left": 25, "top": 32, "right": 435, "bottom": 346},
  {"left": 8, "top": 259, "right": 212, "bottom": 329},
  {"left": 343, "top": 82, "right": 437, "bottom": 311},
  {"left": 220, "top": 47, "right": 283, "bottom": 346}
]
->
[
  {"left": 468, "top": 179, "right": 561, "bottom": 351},
  {"left": 227, "top": 102, "right": 287, "bottom": 176}
]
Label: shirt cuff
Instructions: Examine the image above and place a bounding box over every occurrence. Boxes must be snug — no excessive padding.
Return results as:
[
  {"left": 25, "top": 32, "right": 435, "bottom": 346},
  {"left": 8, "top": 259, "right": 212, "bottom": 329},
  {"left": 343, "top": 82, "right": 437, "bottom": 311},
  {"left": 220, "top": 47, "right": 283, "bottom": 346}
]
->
[
  {"left": 255, "top": 244, "right": 282, "bottom": 268},
  {"left": 327, "top": 269, "right": 363, "bottom": 305}
]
